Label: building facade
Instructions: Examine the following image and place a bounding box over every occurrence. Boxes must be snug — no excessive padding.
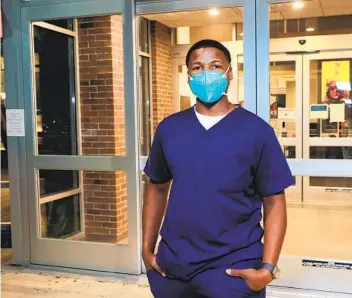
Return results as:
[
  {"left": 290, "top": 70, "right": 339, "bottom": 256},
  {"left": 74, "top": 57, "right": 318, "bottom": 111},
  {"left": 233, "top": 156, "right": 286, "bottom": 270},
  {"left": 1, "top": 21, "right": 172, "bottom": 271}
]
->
[{"left": 1, "top": 0, "right": 352, "bottom": 294}]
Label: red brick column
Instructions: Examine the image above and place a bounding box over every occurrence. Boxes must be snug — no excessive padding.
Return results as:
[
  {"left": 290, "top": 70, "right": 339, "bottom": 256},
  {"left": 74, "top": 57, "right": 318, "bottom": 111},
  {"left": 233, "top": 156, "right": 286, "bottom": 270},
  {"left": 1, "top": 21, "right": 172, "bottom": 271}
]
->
[
  {"left": 78, "top": 15, "right": 127, "bottom": 242},
  {"left": 151, "top": 21, "right": 175, "bottom": 132}
]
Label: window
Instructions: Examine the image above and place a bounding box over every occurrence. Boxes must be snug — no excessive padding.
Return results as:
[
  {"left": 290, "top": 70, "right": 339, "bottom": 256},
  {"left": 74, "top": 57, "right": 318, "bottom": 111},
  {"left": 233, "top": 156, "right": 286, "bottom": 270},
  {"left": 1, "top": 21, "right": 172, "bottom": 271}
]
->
[{"left": 138, "top": 17, "right": 152, "bottom": 156}]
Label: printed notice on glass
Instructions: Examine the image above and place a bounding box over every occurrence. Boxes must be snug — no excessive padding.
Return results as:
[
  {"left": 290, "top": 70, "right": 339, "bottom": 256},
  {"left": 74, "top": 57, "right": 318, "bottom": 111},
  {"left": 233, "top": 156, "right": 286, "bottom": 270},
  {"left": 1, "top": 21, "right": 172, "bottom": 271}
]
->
[
  {"left": 6, "top": 109, "right": 25, "bottom": 137},
  {"left": 278, "top": 108, "right": 295, "bottom": 120},
  {"left": 330, "top": 103, "right": 345, "bottom": 123}
]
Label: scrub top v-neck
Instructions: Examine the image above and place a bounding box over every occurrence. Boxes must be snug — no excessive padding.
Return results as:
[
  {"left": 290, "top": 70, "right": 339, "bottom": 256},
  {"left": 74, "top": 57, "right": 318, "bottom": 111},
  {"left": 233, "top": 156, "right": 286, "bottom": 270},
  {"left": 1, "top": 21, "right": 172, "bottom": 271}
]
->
[
  {"left": 194, "top": 106, "right": 228, "bottom": 130},
  {"left": 144, "top": 106, "right": 294, "bottom": 281}
]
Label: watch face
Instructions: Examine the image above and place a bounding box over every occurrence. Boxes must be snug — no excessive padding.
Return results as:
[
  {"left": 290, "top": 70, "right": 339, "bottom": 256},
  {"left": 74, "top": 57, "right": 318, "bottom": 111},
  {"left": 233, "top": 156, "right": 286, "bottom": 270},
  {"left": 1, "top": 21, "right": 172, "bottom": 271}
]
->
[{"left": 273, "top": 267, "right": 281, "bottom": 279}]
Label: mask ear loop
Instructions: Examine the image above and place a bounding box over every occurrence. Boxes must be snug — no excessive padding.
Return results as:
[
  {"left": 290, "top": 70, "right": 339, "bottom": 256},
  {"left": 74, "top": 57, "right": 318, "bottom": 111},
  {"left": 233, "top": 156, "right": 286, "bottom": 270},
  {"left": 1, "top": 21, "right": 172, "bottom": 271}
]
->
[{"left": 222, "top": 64, "right": 231, "bottom": 96}]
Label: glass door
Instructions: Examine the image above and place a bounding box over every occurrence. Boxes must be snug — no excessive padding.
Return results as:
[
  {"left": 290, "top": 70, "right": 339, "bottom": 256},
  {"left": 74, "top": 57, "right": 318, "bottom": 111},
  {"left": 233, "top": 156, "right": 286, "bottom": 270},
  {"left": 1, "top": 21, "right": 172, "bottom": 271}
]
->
[
  {"left": 274, "top": 50, "right": 352, "bottom": 293},
  {"left": 21, "top": 0, "right": 141, "bottom": 274},
  {"left": 257, "top": 0, "right": 352, "bottom": 292},
  {"left": 303, "top": 51, "right": 352, "bottom": 205},
  {"left": 270, "top": 54, "right": 303, "bottom": 202}
]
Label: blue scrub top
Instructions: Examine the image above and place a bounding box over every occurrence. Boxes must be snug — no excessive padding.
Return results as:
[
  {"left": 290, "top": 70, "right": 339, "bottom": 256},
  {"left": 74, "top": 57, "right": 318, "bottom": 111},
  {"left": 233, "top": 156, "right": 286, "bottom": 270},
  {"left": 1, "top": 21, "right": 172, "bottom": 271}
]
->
[{"left": 144, "top": 106, "right": 294, "bottom": 281}]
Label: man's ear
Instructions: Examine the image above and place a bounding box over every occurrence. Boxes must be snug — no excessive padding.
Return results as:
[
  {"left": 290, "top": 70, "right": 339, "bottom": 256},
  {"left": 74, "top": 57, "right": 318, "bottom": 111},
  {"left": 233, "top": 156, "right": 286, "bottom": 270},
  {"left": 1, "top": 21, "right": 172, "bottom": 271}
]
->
[{"left": 228, "top": 66, "right": 234, "bottom": 81}]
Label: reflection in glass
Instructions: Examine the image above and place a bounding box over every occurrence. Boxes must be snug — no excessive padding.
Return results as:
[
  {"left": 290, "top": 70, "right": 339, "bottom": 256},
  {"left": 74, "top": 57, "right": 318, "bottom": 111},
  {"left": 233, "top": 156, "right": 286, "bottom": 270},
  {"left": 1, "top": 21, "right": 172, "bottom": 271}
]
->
[
  {"left": 34, "top": 25, "right": 77, "bottom": 155},
  {"left": 282, "top": 202, "right": 352, "bottom": 260},
  {"left": 283, "top": 146, "right": 296, "bottom": 159},
  {"left": 39, "top": 170, "right": 128, "bottom": 244},
  {"left": 310, "top": 177, "right": 352, "bottom": 188},
  {"left": 310, "top": 146, "right": 352, "bottom": 160},
  {"left": 1, "top": 188, "right": 10, "bottom": 223},
  {"left": 237, "top": 63, "right": 244, "bottom": 107},
  {"left": 39, "top": 170, "right": 79, "bottom": 197},
  {"left": 269, "top": 4, "right": 352, "bottom": 39},
  {"left": 269, "top": 61, "right": 296, "bottom": 138},
  {"left": 309, "top": 59, "right": 352, "bottom": 139},
  {"left": 41, "top": 195, "right": 81, "bottom": 238},
  {"left": 139, "top": 17, "right": 149, "bottom": 53},
  {"left": 34, "top": 15, "right": 127, "bottom": 157},
  {"left": 140, "top": 57, "right": 151, "bottom": 156},
  {"left": 46, "top": 19, "right": 74, "bottom": 30}
]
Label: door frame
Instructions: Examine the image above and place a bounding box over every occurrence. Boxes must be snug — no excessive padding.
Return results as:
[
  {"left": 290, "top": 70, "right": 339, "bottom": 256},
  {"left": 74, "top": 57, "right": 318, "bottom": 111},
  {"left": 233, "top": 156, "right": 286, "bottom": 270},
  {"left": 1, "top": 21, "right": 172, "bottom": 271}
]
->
[{"left": 4, "top": 0, "right": 142, "bottom": 274}]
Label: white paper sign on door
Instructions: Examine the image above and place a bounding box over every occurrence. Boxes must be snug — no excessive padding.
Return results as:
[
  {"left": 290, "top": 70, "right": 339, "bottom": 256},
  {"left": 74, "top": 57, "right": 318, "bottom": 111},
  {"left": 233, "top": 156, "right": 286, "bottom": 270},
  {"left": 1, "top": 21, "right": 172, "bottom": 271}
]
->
[
  {"left": 278, "top": 108, "right": 295, "bottom": 120},
  {"left": 330, "top": 103, "right": 345, "bottom": 123},
  {"left": 6, "top": 109, "right": 25, "bottom": 137},
  {"left": 310, "top": 104, "right": 329, "bottom": 119}
]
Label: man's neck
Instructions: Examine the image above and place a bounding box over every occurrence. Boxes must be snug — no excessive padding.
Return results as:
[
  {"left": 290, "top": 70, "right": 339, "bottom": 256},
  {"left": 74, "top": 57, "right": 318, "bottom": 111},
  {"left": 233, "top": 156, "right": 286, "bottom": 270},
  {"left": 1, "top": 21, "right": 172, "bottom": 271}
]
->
[{"left": 195, "top": 98, "right": 236, "bottom": 117}]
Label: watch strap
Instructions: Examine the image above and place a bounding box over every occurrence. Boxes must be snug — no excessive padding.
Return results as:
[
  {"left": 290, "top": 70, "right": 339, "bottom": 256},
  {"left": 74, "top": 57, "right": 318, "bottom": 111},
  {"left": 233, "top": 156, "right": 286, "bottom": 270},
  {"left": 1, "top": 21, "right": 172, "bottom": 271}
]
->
[{"left": 261, "top": 263, "right": 276, "bottom": 274}]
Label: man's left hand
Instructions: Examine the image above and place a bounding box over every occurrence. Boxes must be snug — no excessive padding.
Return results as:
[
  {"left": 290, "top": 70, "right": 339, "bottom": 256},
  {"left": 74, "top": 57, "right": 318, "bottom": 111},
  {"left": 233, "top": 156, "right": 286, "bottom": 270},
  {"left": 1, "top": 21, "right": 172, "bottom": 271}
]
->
[{"left": 226, "top": 268, "right": 273, "bottom": 291}]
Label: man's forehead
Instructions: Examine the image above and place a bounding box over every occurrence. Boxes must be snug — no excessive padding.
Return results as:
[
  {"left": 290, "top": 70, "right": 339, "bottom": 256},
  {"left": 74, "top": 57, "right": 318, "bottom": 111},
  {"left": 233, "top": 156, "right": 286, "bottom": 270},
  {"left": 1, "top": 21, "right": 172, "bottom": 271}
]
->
[{"left": 190, "top": 47, "right": 226, "bottom": 62}]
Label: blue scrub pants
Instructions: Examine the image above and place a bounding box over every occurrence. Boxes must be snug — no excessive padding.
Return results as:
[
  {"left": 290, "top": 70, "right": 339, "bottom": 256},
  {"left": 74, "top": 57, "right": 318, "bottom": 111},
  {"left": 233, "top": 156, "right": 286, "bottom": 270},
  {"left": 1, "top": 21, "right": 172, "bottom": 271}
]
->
[{"left": 147, "top": 258, "right": 266, "bottom": 298}]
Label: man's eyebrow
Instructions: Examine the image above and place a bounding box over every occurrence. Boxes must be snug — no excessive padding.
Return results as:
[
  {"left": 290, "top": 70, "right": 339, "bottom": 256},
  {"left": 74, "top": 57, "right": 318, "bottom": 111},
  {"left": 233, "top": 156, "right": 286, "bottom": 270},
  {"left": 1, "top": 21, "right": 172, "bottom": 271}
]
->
[
  {"left": 191, "top": 59, "right": 222, "bottom": 65},
  {"left": 191, "top": 60, "right": 202, "bottom": 65}
]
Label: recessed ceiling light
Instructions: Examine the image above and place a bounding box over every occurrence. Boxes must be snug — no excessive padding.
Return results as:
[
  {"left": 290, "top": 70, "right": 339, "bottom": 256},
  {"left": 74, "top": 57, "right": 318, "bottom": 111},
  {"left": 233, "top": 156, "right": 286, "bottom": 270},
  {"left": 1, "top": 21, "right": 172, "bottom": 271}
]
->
[
  {"left": 293, "top": 1, "right": 304, "bottom": 9},
  {"left": 208, "top": 8, "right": 220, "bottom": 17},
  {"left": 306, "top": 27, "right": 315, "bottom": 32}
]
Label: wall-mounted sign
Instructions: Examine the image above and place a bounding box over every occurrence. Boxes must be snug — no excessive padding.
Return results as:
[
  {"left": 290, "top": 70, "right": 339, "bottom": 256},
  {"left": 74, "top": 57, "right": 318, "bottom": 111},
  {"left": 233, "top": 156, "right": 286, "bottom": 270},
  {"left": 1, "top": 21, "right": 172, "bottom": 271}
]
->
[
  {"left": 330, "top": 103, "right": 345, "bottom": 122},
  {"left": 322, "top": 61, "right": 350, "bottom": 104},
  {"left": 6, "top": 109, "right": 25, "bottom": 137},
  {"left": 278, "top": 108, "right": 295, "bottom": 120},
  {"left": 310, "top": 104, "right": 328, "bottom": 119},
  {"left": 302, "top": 259, "right": 352, "bottom": 270}
]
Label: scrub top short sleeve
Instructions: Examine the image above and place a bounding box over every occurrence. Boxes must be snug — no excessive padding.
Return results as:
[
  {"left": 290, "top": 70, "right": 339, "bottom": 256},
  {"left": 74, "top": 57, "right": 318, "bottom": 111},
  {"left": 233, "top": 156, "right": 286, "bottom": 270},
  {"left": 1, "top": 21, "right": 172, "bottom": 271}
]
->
[
  {"left": 254, "top": 127, "right": 294, "bottom": 197},
  {"left": 144, "top": 125, "right": 172, "bottom": 184}
]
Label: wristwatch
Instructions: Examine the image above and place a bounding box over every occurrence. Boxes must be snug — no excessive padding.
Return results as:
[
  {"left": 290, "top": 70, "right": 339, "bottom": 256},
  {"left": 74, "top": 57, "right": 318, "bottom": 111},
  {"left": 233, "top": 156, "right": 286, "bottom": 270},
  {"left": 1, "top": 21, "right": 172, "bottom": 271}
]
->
[{"left": 261, "top": 263, "right": 281, "bottom": 279}]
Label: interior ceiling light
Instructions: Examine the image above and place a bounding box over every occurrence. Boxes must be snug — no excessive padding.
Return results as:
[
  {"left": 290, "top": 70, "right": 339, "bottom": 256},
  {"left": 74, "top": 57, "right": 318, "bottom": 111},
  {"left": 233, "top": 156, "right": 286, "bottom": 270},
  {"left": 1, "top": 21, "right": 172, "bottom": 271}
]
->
[
  {"left": 306, "top": 27, "right": 315, "bottom": 32},
  {"left": 208, "top": 8, "right": 220, "bottom": 16},
  {"left": 293, "top": 1, "right": 304, "bottom": 9}
]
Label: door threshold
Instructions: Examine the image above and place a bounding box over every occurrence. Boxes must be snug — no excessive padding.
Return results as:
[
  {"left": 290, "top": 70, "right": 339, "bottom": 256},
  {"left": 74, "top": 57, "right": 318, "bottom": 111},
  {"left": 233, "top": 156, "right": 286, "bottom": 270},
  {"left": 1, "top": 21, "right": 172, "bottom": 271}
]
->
[{"left": 269, "top": 286, "right": 352, "bottom": 297}]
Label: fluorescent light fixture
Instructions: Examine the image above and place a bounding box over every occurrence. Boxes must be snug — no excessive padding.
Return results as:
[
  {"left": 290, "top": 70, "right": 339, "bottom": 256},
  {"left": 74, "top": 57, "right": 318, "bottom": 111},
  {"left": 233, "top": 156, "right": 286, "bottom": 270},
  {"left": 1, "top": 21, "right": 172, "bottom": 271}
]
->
[
  {"left": 306, "top": 27, "right": 315, "bottom": 32},
  {"left": 293, "top": 1, "right": 304, "bottom": 9},
  {"left": 208, "top": 8, "right": 220, "bottom": 16}
]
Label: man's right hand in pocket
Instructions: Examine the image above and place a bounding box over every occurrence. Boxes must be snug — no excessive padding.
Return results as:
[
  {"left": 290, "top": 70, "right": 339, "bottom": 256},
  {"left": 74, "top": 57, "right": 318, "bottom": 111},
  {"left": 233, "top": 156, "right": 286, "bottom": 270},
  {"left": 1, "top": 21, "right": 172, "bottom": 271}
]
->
[{"left": 143, "top": 251, "right": 165, "bottom": 277}]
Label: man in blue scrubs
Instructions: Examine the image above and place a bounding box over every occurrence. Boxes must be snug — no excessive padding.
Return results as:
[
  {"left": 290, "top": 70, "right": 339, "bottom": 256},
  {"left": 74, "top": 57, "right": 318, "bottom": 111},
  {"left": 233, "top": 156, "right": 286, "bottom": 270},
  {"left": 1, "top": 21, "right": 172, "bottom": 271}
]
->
[{"left": 142, "top": 39, "right": 294, "bottom": 297}]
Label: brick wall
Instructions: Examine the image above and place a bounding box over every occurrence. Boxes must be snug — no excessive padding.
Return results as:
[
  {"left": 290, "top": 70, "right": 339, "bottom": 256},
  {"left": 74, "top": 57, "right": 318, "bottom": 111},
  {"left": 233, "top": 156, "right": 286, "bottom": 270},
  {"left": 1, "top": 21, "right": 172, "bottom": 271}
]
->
[
  {"left": 151, "top": 21, "right": 175, "bottom": 132},
  {"left": 78, "top": 15, "right": 127, "bottom": 242}
]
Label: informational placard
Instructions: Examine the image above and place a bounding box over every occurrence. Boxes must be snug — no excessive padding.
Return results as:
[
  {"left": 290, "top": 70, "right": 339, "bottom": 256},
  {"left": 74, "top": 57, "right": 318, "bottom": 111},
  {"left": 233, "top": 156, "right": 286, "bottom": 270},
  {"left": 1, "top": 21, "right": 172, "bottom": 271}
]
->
[
  {"left": 330, "top": 103, "right": 345, "bottom": 123},
  {"left": 6, "top": 109, "right": 25, "bottom": 137},
  {"left": 310, "top": 104, "right": 329, "bottom": 119},
  {"left": 321, "top": 61, "right": 350, "bottom": 103},
  {"left": 278, "top": 108, "right": 295, "bottom": 120},
  {"left": 302, "top": 259, "right": 352, "bottom": 270}
]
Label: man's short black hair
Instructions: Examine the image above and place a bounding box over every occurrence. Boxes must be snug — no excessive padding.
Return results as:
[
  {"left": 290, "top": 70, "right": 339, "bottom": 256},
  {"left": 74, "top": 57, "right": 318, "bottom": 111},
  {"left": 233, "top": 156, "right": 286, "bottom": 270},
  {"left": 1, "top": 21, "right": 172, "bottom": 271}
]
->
[{"left": 186, "top": 39, "right": 232, "bottom": 67}]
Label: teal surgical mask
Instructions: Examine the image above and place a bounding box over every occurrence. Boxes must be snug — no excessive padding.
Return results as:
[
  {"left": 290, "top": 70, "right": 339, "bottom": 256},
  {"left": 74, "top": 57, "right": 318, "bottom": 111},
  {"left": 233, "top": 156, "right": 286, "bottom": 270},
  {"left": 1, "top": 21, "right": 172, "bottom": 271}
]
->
[{"left": 189, "top": 65, "right": 230, "bottom": 104}]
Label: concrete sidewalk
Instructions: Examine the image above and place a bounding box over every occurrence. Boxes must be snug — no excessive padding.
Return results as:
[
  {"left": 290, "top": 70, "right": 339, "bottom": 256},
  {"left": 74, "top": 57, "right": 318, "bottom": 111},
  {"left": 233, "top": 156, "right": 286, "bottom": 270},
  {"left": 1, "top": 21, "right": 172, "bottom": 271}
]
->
[
  {"left": 1, "top": 249, "right": 350, "bottom": 298},
  {"left": 2, "top": 266, "right": 152, "bottom": 298}
]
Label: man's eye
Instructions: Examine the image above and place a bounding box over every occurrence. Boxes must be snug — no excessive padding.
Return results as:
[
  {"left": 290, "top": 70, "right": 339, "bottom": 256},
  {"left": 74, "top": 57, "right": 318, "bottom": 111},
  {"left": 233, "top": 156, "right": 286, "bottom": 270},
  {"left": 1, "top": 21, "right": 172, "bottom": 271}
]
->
[
  {"left": 212, "top": 65, "right": 221, "bottom": 69},
  {"left": 193, "top": 66, "right": 201, "bottom": 71}
]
